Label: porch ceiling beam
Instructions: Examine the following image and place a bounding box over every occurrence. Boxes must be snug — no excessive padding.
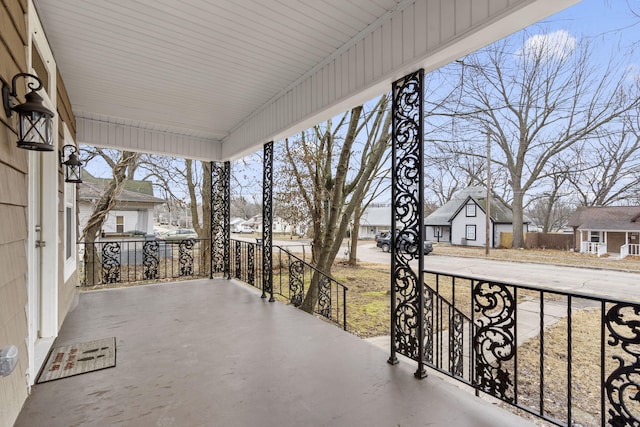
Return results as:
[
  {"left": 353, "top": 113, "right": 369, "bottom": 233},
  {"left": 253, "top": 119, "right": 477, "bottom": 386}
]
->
[{"left": 76, "top": 117, "right": 221, "bottom": 161}]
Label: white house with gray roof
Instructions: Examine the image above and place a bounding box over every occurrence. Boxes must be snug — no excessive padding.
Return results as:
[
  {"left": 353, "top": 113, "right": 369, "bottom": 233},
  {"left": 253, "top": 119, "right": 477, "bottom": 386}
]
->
[
  {"left": 425, "top": 187, "right": 529, "bottom": 248},
  {"left": 78, "top": 173, "right": 165, "bottom": 239},
  {"left": 357, "top": 206, "right": 392, "bottom": 239}
]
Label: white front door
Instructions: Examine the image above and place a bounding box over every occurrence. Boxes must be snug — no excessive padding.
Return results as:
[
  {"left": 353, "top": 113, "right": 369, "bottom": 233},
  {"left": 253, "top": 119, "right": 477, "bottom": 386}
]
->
[
  {"left": 26, "top": 2, "right": 60, "bottom": 385},
  {"left": 27, "top": 148, "right": 60, "bottom": 385}
]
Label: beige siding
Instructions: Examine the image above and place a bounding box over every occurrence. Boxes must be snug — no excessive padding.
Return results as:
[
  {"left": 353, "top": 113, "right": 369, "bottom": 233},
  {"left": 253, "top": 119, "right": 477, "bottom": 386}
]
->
[
  {"left": 1, "top": 2, "right": 79, "bottom": 424},
  {"left": 0, "top": 1, "right": 30, "bottom": 425}
]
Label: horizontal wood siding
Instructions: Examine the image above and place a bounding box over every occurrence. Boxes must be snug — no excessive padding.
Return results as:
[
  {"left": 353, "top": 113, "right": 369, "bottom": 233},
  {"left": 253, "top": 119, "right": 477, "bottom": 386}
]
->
[
  {"left": 222, "top": 0, "right": 577, "bottom": 160},
  {"left": 0, "top": 1, "right": 30, "bottom": 425}
]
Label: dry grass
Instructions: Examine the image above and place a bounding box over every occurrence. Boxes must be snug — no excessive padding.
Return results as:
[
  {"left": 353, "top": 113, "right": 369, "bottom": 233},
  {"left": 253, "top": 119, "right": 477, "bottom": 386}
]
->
[
  {"left": 431, "top": 244, "right": 640, "bottom": 272},
  {"left": 330, "top": 261, "right": 390, "bottom": 337},
  {"left": 515, "top": 309, "right": 603, "bottom": 426}
]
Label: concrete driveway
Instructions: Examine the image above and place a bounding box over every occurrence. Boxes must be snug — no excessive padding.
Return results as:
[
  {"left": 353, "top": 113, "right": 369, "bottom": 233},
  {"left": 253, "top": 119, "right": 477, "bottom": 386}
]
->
[{"left": 356, "top": 243, "right": 640, "bottom": 302}]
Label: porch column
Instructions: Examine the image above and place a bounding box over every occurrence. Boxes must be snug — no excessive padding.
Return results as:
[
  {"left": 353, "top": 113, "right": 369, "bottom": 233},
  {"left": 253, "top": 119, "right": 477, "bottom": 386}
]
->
[
  {"left": 388, "top": 69, "right": 427, "bottom": 379},
  {"left": 262, "top": 141, "right": 274, "bottom": 301},
  {"left": 210, "top": 161, "right": 231, "bottom": 278}
]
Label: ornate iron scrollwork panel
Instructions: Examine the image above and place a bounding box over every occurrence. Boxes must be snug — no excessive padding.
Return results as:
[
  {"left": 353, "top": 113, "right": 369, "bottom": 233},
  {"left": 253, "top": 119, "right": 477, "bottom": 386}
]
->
[
  {"left": 102, "top": 242, "right": 121, "bottom": 284},
  {"left": 211, "top": 162, "right": 225, "bottom": 275},
  {"left": 604, "top": 302, "right": 640, "bottom": 426},
  {"left": 262, "top": 141, "right": 274, "bottom": 299},
  {"left": 424, "top": 288, "right": 434, "bottom": 364},
  {"left": 390, "top": 69, "right": 425, "bottom": 367},
  {"left": 473, "top": 281, "right": 516, "bottom": 402},
  {"left": 247, "top": 243, "right": 255, "bottom": 286},
  {"left": 289, "top": 260, "right": 304, "bottom": 307},
  {"left": 318, "top": 276, "right": 332, "bottom": 318},
  {"left": 234, "top": 241, "right": 241, "bottom": 278},
  {"left": 223, "top": 162, "right": 231, "bottom": 278},
  {"left": 142, "top": 241, "right": 159, "bottom": 280},
  {"left": 178, "top": 239, "right": 195, "bottom": 276},
  {"left": 451, "top": 310, "right": 464, "bottom": 377}
]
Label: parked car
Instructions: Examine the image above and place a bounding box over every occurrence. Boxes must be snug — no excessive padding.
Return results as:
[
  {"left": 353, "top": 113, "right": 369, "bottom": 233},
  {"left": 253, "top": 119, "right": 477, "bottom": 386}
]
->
[
  {"left": 159, "top": 228, "right": 198, "bottom": 241},
  {"left": 235, "top": 226, "right": 254, "bottom": 233},
  {"left": 374, "top": 230, "right": 389, "bottom": 243},
  {"left": 376, "top": 232, "right": 433, "bottom": 255}
]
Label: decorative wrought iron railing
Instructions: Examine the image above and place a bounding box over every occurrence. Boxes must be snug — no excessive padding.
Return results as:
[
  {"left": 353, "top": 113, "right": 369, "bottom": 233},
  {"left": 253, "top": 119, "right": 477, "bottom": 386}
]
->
[
  {"left": 407, "top": 270, "right": 640, "bottom": 427},
  {"left": 229, "top": 238, "right": 263, "bottom": 288},
  {"left": 229, "top": 239, "right": 348, "bottom": 330},
  {"left": 79, "top": 238, "right": 210, "bottom": 286},
  {"left": 79, "top": 238, "right": 347, "bottom": 330}
]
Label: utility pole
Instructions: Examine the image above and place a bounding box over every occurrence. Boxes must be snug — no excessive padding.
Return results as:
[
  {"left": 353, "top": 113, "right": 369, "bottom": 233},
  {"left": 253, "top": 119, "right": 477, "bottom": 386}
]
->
[{"left": 486, "top": 132, "right": 491, "bottom": 256}]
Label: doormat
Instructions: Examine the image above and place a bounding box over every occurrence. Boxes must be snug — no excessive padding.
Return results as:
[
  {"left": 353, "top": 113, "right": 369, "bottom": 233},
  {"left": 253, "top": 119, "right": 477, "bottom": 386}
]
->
[{"left": 37, "top": 337, "right": 116, "bottom": 384}]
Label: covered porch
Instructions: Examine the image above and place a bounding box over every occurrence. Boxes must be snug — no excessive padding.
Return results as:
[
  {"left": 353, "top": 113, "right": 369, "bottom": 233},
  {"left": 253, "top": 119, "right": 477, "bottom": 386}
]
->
[{"left": 15, "top": 278, "right": 534, "bottom": 427}]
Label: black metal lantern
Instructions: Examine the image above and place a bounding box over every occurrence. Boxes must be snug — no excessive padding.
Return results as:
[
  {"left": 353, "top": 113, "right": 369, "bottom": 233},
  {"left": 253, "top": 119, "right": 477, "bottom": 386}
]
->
[
  {"left": 2, "top": 73, "right": 55, "bottom": 151},
  {"left": 60, "top": 145, "right": 83, "bottom": 183}
]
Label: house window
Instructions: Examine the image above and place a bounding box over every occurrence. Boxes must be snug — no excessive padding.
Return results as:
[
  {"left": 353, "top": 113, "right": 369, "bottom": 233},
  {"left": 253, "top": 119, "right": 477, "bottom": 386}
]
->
[
  {"left": 466, "top": 204, "right": 476, "bottom": 217},
  {"left": 466, "top": 225, "right": 476, "bottom": 241},
  {"left": 65, "top": 207, "right": 72, "bottom": 259},
  {"left": 116, "top": 216, "right": 124, "bottom": 233},
  {"left": 590, "top": 231, "right": 600, "bottom": 243}
]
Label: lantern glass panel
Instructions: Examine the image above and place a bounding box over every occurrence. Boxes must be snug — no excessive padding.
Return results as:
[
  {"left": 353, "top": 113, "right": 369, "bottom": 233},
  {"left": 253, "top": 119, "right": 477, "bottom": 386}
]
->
[
  {"left": 18, "top": 110, "right": 53, "bottom": 151},
  {"left": 65, "top": 164, "right": 82, "bottom": 183}
]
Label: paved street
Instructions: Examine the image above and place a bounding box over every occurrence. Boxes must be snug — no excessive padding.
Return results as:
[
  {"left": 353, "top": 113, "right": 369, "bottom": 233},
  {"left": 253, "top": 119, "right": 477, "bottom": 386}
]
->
[
  {"left": 236, "top": 237, "right": 640, "bottom": 302},
  {"left": 355, "top": 242, "right": 640, "bottom": 302}
]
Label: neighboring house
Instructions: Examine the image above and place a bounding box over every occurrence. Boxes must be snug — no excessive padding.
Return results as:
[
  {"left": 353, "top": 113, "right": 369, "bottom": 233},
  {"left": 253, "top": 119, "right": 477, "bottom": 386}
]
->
[
  {"left": 567, "top": 206, "right": 640, "bottom": 258},
  {"left": 425, "top": 187, "right": 486, "bottom": 243},
  {"left": 78, "top": 173, "right": 165, "bottom": 239},
  {"left": 357, "top": 206, "right": 391, "bottom": 240},
  {"left": 272, "top": 216, "right": 306, "bottom": 236},
  {"left": 241, "top": 214, "right": 262, "bottom": 232},
  {"left": 425, "top": 187, "right": 529, "bottom": 248},
  {"left": 230, "top": 217, "right": 245, "bottom": 232}
]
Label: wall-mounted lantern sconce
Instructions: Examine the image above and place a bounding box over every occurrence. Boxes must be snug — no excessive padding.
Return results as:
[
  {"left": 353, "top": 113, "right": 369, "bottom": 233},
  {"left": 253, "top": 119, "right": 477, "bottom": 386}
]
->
[
  {"left": 59, "top": 145, "right": 83, "bottom": 183},
  {"left": 2, "top": 73, "right": 55, "bottom": 151}
]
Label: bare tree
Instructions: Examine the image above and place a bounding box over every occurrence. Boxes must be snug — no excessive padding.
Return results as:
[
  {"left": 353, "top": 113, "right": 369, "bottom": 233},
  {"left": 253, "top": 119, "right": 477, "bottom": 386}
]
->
[
  {"left": 80, "top": 149, "right": 141, "bottom": 283},
  {"left": 81, "top": 149, "right": 141, "bottom": 242},
  {"left": 428, "top": 28, "right": 640, "bottom": 247},
  {"left": 564, "top": 109, "right": 640, "bottom": 206},
  {"left": 525, "top": 164, "right": 573, "bottom": 232},
  {"left": 277, "top": 95, "right": 392, "bottom": 313},
  {"left": 348, "top": 161, "right": 390, "bottom": 266}
]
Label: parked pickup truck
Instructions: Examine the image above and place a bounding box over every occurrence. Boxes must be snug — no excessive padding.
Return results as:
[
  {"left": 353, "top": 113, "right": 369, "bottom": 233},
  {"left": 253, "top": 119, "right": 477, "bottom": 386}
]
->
[{"left": 376, "top": 232, "right": 433, "bottom": 255}]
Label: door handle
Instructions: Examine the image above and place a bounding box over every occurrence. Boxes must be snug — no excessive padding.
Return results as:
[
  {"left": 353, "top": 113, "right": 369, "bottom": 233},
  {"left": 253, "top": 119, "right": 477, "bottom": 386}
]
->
[{"left": 36, "top": 240, "right": 46, "bottom": 248}]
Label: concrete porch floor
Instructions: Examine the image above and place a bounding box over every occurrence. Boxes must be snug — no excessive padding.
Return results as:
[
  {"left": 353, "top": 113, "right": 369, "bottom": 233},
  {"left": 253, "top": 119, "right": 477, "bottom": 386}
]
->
[{"left": 16, "top": 279, "right": 536, "bottom": 427}]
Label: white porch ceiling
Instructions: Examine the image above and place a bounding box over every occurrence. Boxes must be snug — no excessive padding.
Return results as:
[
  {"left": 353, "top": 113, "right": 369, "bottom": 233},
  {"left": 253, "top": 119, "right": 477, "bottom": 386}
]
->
[{"left": 33, "top": 0, "right": 578, "bottom": 161}]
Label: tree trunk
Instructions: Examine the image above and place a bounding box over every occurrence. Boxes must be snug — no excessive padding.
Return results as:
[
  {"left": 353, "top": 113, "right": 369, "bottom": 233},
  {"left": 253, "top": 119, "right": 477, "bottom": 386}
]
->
[
  {"left": 348, "top": 206, "right": 362, "bottom": 266},
  {"left": 200, "top": 161, "right": 212, "bottom": 273},
  {"left": 511, "top": 189, "right": 525, "bottom": 248}
]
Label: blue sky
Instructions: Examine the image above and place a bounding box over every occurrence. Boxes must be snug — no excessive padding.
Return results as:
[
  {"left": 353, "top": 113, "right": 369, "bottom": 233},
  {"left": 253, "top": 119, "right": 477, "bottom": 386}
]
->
[{"left": 83, "top": 0, "right": 639, "bottom": 185}]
